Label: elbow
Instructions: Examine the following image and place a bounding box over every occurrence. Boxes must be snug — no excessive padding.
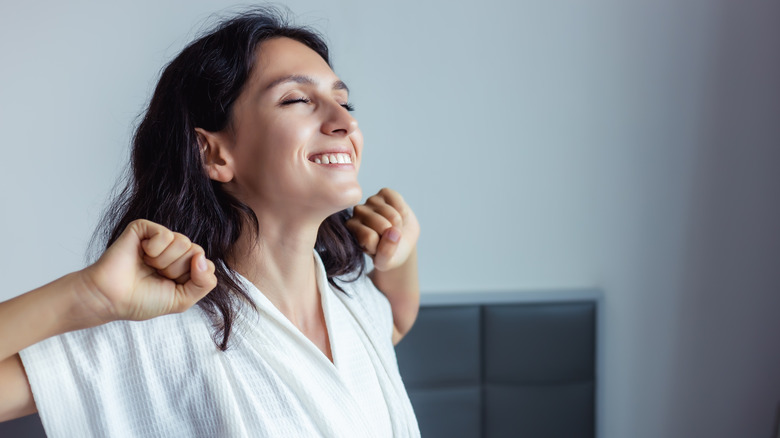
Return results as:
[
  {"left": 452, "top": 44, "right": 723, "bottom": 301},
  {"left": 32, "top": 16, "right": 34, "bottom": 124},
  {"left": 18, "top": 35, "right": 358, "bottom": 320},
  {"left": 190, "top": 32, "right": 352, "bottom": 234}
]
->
[{"left": 391, "top": 298, "right": 420, "bottom": 345}]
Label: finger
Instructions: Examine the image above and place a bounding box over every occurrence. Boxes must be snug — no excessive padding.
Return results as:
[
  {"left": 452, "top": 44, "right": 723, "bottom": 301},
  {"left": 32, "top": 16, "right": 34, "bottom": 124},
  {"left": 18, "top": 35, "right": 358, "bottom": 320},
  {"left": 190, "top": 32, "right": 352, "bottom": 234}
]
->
[
  {"left": 374, "top": 188, "right": 408, "bottom": 216},
  {"left": 373, "top": 226, "right": 402, "bottom": 271},
  {"left": 362, "top": 196, "right": 404, "bottom": 228},
  {"left": 109, "top": 219, "right": 169, "bottom": 261},
  {"left": 143, "top": 233, "right": 192, "bottom": 271},
  {"left": 127, "top": 219, "right": 176, "bottom": 258},
  {"left": 352, "top": 205, "right": 394, "bottom": 234},
  {"left": 173, "top": 254, "right": 217, "bottom": 311},
  {"left": 346, "top": 220, "right": 380, "bottom": 255},
  {"left": 154, "top": 245, "right": 202, "bottom": 283}
]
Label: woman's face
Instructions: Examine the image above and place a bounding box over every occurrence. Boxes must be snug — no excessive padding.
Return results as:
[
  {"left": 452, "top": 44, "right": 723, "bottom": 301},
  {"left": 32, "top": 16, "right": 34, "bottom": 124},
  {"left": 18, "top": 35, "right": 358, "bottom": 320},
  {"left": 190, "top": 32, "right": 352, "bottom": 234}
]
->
[{"left": 218, "top": 37, "right": 363, "bottom": 220}]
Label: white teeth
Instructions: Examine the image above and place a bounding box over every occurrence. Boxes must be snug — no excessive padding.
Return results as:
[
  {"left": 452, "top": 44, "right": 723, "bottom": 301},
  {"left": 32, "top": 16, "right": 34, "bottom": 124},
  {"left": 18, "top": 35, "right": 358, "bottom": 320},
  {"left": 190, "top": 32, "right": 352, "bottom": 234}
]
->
[{"left": 311, "top": 153, "right": 352, "bottom": 164}]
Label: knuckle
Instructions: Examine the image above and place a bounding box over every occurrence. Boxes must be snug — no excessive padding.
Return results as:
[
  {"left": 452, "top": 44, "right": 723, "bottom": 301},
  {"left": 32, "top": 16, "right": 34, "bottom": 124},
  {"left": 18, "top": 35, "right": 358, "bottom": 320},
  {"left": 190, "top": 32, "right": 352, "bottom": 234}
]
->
[
  {"left": 366, "top": 195, "right": 384, "bottom": 207},
  {"left": 173, "top": 232, "right": 191, "bottom": 245},
  {"left": 386, "top": 209, "right": 403, "bottom": 227},
  {"left": 161, "top": 228, "right": 175, "bottom": 243},
  {"left": 355, "top": 226, "right": 375, "bottom": 241},
  {"left": 352, "top": 204, "right": 370, "bottom": 215},
  {"left": 377, "top": 216, "right": 394, "bottom": 231},
  {"left": 158, "top": 266, "right": 174, "bottom": 278},
  {"left": 385, "top": 188, "right": 404, "bottom": 204},
  {"left": 172, "top": 234, "right": 191, "bottom": 250},
  {"left": 380, "top": 187, "right": 400, "bottom": 202},
  {"left": 358, "top": 232, "right": 379, "bottom": 253},
  {"left": 345, "top": 221, "right": 363, "bottom": 235},
  {"left": 144, "top": 255, "right": 162, "bottom": 269}
]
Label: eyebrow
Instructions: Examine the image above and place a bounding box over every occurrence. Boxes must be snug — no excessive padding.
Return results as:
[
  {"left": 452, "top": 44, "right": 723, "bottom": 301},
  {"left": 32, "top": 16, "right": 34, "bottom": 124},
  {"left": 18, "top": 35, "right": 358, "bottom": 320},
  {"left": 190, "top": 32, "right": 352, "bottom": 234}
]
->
[{"left": 265, "top": 74, "right": 350, "bottom": 93}]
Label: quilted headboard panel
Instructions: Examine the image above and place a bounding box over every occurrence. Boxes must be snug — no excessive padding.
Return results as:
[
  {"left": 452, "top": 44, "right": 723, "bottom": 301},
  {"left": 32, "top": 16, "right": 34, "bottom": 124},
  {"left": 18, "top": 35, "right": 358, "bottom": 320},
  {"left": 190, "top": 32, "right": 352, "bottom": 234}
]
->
[{"left": 395, "top": 290, "right": 600, "bottom": 438}]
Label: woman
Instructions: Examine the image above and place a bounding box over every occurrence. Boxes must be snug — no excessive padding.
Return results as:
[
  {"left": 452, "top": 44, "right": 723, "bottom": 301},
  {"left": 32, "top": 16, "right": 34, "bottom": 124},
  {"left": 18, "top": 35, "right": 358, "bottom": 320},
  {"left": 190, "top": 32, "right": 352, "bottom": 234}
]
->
[{"left": 0, "top": 8, "right": 420, "bottom": 437}]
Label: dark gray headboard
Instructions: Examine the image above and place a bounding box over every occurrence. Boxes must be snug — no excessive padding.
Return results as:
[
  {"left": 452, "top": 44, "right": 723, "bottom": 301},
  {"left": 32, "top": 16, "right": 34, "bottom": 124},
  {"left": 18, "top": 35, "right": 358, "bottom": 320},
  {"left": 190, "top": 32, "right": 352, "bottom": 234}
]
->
[
  {"left": 395, "top": 290, "right": 601, "bottom": 438},
  {"left": 0, "top": 411, "right": 45, "bottom": 437}
]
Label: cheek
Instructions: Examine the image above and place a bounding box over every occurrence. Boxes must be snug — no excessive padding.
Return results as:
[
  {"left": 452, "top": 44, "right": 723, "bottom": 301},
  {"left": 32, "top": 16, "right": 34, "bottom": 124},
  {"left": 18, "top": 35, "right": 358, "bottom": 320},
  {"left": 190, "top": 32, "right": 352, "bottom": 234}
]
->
[
  {"left": 251, "top": 118, "right": 316, "bottom": 187},
  {"left": 239, "top": 118, "right": 313, "bottom": 178},
  {"left": 266, "top": 115, "right": 317, "bottom": 154}
]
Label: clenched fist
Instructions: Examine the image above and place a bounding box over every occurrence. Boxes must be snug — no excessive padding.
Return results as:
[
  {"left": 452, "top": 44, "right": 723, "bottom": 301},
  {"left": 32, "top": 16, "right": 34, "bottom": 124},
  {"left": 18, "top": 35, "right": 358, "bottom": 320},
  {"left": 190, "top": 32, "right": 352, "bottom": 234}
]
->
[
  {"left": 347, "top": 188, "right": 420, "bottom": 272},
  {"left": 79, "top": 219, "right": 217, "bottom": 324}
]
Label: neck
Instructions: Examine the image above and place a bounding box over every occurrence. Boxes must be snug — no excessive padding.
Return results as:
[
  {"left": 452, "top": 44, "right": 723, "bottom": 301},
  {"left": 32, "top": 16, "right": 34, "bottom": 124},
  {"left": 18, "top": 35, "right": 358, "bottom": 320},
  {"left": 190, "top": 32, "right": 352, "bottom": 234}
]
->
[{"left": 229, "top": 212, "right": 324, "bottom": 325}]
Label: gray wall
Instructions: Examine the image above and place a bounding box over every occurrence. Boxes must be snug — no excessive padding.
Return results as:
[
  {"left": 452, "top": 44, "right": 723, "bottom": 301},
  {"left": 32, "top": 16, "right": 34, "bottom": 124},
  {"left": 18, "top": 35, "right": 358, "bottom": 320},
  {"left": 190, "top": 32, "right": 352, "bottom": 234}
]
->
[{"left": 2, "top": 1, "right": 779, "bottom": 437}]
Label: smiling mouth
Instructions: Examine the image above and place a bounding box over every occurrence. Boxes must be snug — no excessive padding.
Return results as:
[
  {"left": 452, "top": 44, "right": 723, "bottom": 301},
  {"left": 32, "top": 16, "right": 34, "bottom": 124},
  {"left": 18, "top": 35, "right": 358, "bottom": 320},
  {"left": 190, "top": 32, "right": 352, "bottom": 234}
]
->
[{"left": 309, "top": 152, "right": 353, "bottom": 164}]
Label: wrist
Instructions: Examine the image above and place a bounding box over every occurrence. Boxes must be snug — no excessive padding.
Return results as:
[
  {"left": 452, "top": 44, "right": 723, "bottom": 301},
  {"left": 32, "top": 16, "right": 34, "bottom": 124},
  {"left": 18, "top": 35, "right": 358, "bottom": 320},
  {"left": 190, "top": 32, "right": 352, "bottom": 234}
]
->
[
  {"left": 65, "top": 268, "right": 117, "bottom": 329},
  {"left": 371, "top": 246, "right": 418, "bottom": 275},
  {"left": 369, "top": 248, "right": 419, "bottom": 293}
]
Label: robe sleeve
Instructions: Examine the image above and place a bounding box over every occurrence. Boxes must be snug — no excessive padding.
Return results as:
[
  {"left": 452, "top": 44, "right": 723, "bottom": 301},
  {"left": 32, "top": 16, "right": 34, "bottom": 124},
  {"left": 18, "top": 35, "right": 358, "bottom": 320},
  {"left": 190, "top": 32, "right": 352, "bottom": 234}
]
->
[{"left": 19, "top": 310, "right": 218, "bottom": 438}]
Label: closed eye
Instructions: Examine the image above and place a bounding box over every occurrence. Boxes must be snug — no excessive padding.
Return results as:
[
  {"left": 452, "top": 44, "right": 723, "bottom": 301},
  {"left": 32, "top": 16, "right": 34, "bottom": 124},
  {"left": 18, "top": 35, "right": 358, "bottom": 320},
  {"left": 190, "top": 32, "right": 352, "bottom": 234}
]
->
[
  {"left": 280, "top": 97, "right": 354, "bottom": 112},
  {"left": 281, "top": 97, "right": 310, "bottom": 105}
]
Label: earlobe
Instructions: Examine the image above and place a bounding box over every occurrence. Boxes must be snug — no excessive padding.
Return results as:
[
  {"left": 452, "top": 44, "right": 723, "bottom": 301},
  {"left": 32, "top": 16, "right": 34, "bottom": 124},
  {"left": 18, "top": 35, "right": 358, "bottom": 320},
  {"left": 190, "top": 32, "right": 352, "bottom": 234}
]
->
[{"left": 195, "top": 127, "right": 234, "bottom": 183}]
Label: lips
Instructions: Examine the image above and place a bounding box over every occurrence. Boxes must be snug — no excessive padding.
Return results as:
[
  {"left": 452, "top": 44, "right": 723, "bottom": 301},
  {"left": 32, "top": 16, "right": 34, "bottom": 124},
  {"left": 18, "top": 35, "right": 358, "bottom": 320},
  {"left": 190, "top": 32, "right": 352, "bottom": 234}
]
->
[{"left": 309, "top": 152, "right": 353, "bottom": 164}]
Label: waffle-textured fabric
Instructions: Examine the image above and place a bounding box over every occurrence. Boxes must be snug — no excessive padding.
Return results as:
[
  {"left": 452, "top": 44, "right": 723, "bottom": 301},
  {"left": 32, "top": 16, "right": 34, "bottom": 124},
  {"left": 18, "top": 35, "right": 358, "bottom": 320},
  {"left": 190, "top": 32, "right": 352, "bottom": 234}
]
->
[{"left": 20, "top": 251, "right": 420, "bottom": 437}]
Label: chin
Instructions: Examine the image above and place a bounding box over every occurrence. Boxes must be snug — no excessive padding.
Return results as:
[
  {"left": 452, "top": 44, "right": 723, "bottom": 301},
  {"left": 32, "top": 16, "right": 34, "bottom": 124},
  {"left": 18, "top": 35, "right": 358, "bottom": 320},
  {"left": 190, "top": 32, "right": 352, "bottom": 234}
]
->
[
  {"left": 338, "top": 185, "right": 363, "bottom": 209},
  {"left": 309, "top": 184, "right": 362, "bottom": 219}
]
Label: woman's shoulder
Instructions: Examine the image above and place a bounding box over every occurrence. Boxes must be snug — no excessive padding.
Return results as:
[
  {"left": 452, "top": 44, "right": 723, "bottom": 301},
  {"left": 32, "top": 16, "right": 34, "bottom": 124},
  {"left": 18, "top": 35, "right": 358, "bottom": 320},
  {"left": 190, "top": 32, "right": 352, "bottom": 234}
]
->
[
  {"left": 18, "top": 308, "right": 226, "bottom": 438},
  {"left": 21, "top": 306, "right": 215, "bottom": 373},
  {"left": 332, "top": 272, "right": 393, "bottom": 335}
]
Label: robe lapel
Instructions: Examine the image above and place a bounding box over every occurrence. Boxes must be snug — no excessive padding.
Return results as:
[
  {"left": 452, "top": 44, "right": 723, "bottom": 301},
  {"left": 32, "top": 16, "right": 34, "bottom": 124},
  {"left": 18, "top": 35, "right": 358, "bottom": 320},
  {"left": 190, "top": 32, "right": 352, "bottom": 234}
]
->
[
  {"left": 232, "top": 268, "right": 376, "bottom": 438},
  {"left": 330, "top": 278, "right": 420, "bottom": 438}
]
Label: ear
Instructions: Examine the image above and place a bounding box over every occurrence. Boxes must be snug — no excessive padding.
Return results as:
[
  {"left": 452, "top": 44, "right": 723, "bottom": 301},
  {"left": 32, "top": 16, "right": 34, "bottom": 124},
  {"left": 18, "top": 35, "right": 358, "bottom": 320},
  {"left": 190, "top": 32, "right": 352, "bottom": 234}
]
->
[{"left": 195, "top": 127, "right": 234, "bottom": 183}]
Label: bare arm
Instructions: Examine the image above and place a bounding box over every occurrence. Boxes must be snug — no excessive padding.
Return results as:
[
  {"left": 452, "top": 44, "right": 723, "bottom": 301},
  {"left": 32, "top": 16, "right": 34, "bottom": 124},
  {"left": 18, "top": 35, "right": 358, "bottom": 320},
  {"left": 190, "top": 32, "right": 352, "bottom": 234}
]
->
[
  {"left": 368, "top": 248, "right": 419, "bottom": 345},
  {"left": 0, "top": 272, "right": 99, "bottom": 422},
  {"left": 0, "top": 219, "right": 217, "bottom": 422},
  {"left": 347, "top": 188, "right": 421, "bottom": 345}
]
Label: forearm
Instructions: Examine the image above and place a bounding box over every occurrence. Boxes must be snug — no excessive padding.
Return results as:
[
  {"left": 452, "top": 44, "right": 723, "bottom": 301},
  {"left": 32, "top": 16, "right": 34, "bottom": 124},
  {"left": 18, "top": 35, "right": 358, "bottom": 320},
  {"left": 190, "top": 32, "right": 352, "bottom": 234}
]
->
[
  {"left": 369, "top": 248, "right": 420, "bottom": 342},
  {"left": 0, "top": 271, "right": 102, "bottom": 422},
  {"left": 0, "top": 272, "right": 97, "bottom": 362}
]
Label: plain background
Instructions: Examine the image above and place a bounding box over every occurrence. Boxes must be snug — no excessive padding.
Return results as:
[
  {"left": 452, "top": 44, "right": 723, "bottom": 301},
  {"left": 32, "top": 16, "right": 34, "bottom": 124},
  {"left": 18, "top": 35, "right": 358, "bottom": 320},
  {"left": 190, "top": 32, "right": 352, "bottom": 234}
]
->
[{"left": 1, "top": 1, "right": 779, "bottom": 437}]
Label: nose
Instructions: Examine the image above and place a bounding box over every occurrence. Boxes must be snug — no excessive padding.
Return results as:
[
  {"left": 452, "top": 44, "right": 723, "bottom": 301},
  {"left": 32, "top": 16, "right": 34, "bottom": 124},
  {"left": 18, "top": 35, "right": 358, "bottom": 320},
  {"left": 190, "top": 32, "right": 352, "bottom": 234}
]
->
[{"left": 321, "top": 100, "right": 358, "bottom": 136}]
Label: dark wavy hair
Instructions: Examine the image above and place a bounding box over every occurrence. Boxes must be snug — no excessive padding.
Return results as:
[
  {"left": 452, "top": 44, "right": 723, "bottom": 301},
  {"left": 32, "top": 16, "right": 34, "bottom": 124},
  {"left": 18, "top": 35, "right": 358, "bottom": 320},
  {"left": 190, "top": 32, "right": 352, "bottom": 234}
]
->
[{"left": 94, "top": 7, "right": 365, "bottom": 350}]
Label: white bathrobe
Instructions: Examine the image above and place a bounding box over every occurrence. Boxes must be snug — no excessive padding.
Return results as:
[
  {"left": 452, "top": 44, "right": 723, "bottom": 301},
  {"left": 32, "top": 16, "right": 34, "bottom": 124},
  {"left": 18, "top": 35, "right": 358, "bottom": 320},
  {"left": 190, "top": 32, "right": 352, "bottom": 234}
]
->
[{"left": 20, "top": 252, "right": 420, "bottom": 438}]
